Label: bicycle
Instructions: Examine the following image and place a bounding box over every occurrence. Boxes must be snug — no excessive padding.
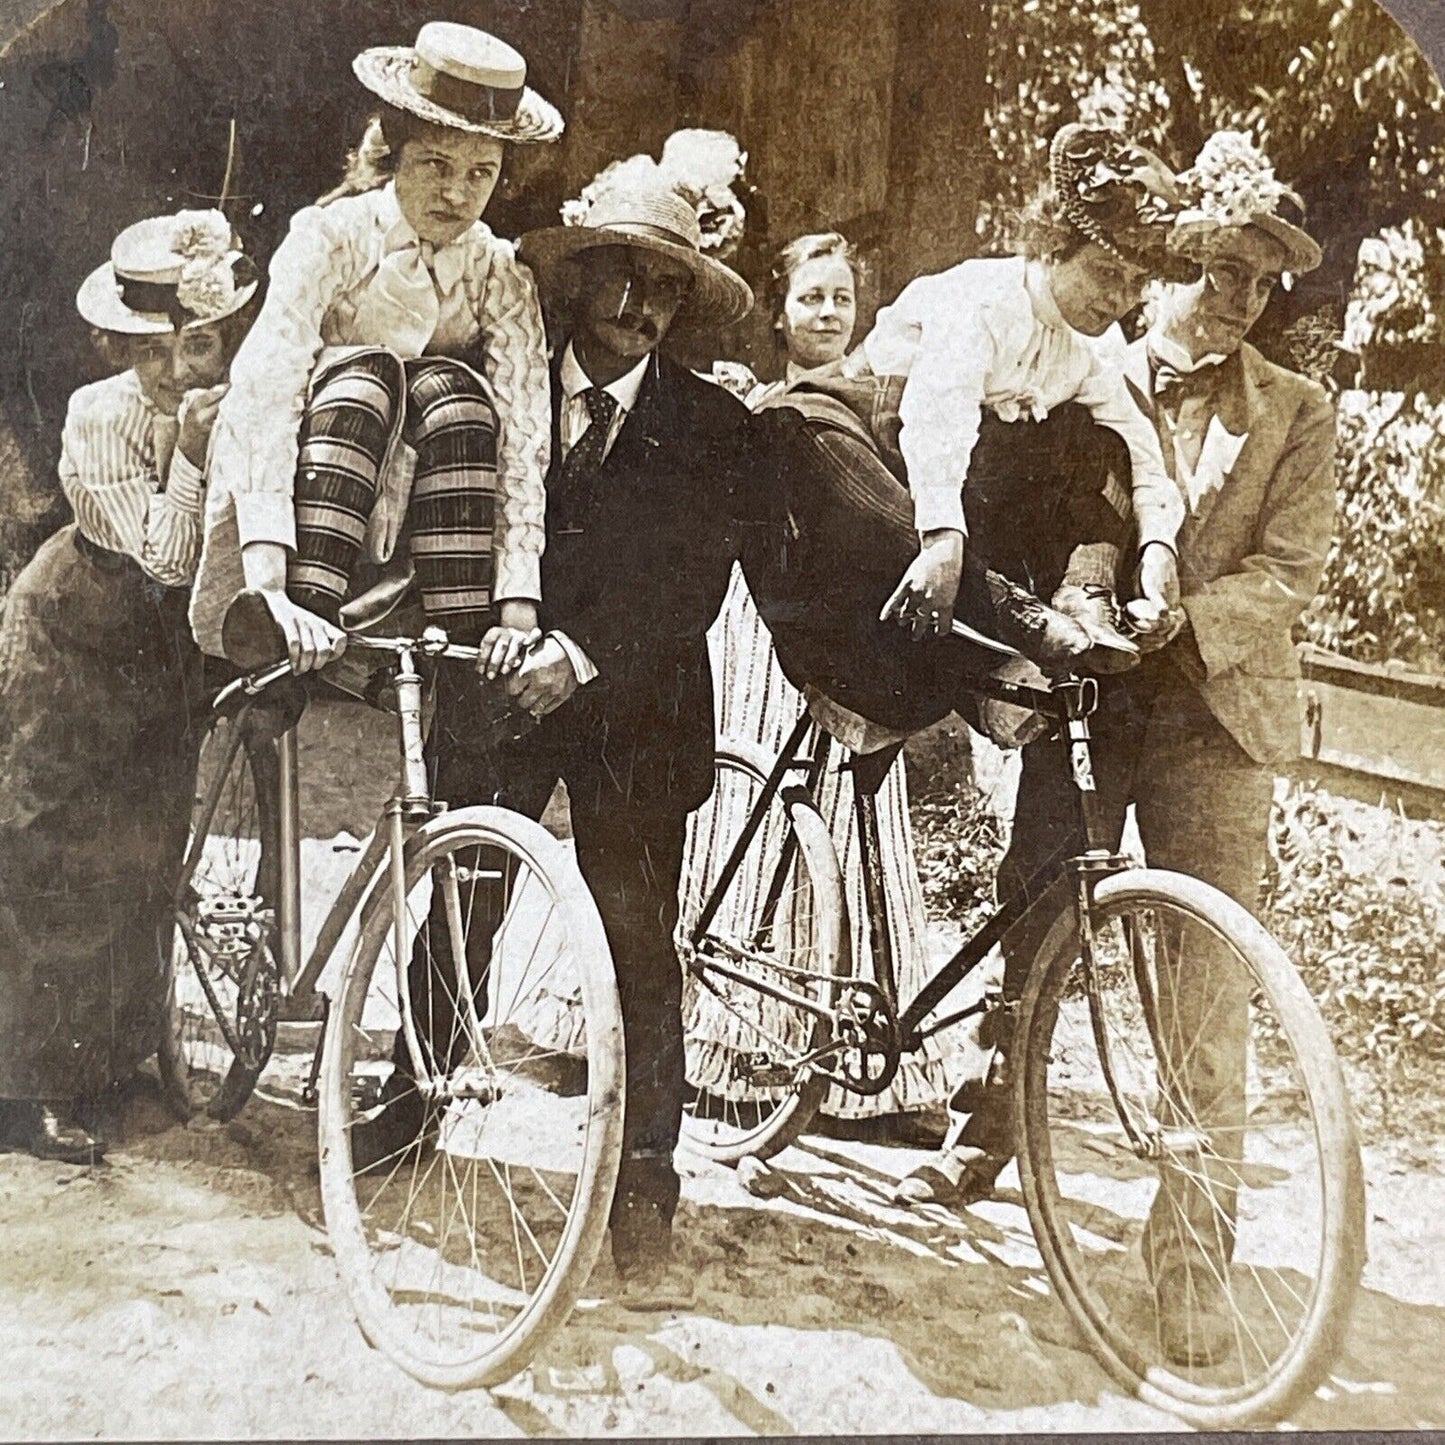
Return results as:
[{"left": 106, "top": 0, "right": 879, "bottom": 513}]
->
[
  {"left": 159, "top": 598, "right": 625, "bottom": 1389},
  {"left": 676, "top": 623, "right": 1367, "bottom": 1429}
]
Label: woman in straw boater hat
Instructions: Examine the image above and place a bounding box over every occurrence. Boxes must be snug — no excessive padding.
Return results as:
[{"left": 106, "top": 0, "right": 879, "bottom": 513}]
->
[
  {"left": 0, "top": 211, "right": 257, "bottom": 1163},
  {"left": 192, "top": 21, "right": 562, "bottom": 685}
]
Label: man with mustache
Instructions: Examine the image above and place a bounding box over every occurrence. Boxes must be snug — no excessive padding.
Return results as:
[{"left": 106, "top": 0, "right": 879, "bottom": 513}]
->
[
  {"left": 898, "top": 131, "right": 1336, "bottom": 1368},
  {"left": 353, "top": 158, "right": 765, "bottom": 1311}
]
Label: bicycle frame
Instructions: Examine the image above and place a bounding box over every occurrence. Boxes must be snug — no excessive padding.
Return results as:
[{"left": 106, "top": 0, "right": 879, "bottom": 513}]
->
[{"left": 686, "top": 665, "right": 1136, "bottom": 1096}]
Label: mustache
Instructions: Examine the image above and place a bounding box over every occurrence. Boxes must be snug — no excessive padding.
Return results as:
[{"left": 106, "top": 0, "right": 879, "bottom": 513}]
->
[{"left": 610, "top": 311, "right": 659, "bottom": 341}]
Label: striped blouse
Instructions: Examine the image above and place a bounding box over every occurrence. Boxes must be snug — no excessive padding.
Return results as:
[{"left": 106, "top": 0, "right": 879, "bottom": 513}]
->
[
  {"left": 204, "top": 182, "right": 551, "bottom": 603},
  {"left": 58, "top": 370, "right": 206, "bottom": 588}
]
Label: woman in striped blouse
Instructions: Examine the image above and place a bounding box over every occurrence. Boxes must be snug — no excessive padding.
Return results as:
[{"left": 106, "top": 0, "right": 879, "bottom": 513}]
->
[{"left": 0, "top": 211, "right": 257, "bottom": 1163}]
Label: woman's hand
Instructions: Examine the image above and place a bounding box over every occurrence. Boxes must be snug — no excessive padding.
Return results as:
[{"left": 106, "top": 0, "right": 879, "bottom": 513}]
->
[
  {"left": 259, "top": 590, "right": 348, "bottom": 675},
  {"left": 1128, "top": 542, "right": 1185, "bottom": 652},
  {"left": 177, "top": 384, "right": 229, "bottom": 469},
  {"left": 880, "top": 529, "right": 964, "bottom": 641},
  {"left": 478, "top": 601, "right": 543, "bottom": 681}
]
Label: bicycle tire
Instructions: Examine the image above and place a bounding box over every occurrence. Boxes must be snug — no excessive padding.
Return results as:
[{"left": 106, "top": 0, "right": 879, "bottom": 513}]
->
[
  {"left": 1015, "top": 868, "right": 1366, "bottom": 1429},
  {"left": 318, "top": 806, "right": 623, "bottom": 1391},
  {"left": 679, "top": 742, "right": 849, "bottom": 1164},
  {"left": 158, "top": 706, "right": 283, "bottom": 1122}
]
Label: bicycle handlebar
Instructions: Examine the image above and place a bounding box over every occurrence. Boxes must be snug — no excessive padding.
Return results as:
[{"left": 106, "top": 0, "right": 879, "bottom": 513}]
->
[{"left": 212, "top": 625, "right": 485, "bottom": 713}]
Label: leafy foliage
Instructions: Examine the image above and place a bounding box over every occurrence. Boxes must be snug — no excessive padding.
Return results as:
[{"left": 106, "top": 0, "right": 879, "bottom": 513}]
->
[
  {"left": 1304, "top": 390, "right": 1445, "bottom": 666},
  {"left": 1262, "top": 783, "right": 1445, "bottom": 1123}
]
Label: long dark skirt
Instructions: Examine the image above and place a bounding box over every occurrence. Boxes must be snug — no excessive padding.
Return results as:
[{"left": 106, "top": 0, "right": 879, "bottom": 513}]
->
[
  {"left": 752, "top": 393, "right": 1134, "bottom": 734},
  {"left": 0, "top": 525, "right": 203, "bottom": 1102}
]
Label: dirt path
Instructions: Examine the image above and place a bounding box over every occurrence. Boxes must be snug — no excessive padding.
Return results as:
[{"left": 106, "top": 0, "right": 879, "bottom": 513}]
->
[{"left": 2, "top": 1072, "right": 1443, "bottom": 1439}]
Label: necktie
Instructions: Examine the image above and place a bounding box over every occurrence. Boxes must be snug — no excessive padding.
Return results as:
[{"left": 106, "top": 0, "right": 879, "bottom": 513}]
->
[
  {"left": 151, "top": 412, "right": 179, "bottom": 484},
  {"left": 555, "top": 387, "right": 619, "bottom": 516},
  {"left": 1152, "top": 355, "right": 1224, "bottom": 408},
  {"left": 352, "top": 239, "right": 441, "bottom": 359}
]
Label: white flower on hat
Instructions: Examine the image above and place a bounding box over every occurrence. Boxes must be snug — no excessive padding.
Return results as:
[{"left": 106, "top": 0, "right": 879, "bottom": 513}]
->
[
  {"left": 658, "top": 129, "right": 747, "bottom": 259},
  {"left": 561, "top": 154, "right": 666, "bottom": 227},
  {"left": 1177, "top": 130, "right": 1300, "bottom": 233},
  {"left": 176, "top": 254, "right": 239, "bottom": 321},
  {"left": 172, "top": 209, "right": 234, "bottom": 262}
]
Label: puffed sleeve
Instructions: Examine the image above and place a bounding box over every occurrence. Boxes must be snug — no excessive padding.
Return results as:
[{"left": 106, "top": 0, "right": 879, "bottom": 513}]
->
[
  {"left": 206, "top": 203, "right": 360, "bottom": 551},
  {"left": 58, "top": 385, "right": 204, "bottom": 587},
  {"left": 865, "top": 272, "right": 994, "bottom": 536},
  {"left": 474, "top": 238, "right": 551, "bottom": 602},
  {"left": 1074, "top": 346, "right": 1186, "bottom": 551}
]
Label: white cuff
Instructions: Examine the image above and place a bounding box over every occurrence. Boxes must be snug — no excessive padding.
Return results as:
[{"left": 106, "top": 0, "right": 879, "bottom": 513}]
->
[
  {"left": 165, "top": 450, "right": 206, "bottom": 513},
  {"left": 234, "top": 493, "right": 298, "bottom": 551},
  {"left": 911, "top": 483, "right": 967, "bottom": 537},
  {"left": 494, "top": 550, "right": 543, "bottom": 604},
  {"left": 548, "top": 630, "right": 598, "bottom": 686}
]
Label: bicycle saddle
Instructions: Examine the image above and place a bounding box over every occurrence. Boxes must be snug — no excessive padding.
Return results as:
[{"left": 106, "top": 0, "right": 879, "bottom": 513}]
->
[{"left": 338, "top": 561, "right": 424, "bottom": 637}]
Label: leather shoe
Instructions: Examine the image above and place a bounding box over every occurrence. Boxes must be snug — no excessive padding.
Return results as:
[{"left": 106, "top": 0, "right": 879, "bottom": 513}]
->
[
  {"left": 615, "top": 1253, "right": 697, "bottom": 1312},
  {"left": 894, "top": 1144, "right": 1009, "bottom": 1208},
  {"left": 983, "top": 571, "right": 1094, "bottom": 672},
  {"left": 1052, "top": 583, "right": 1141, "bottom": 674},
  {"left": 1152, "top": 1260, "right": 1234, "bottom": 1367},
  {"left": 348, "top": 1080, "right": 432, "bottom": 1176},
  {"left": 0, "top": 1102, "right": 106, "bottom": 1164}
]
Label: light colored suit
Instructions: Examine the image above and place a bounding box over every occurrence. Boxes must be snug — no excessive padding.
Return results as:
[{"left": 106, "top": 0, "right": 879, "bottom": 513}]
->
[{"left": 1120, "top": 336, "right": 1337, "bottom": 766}]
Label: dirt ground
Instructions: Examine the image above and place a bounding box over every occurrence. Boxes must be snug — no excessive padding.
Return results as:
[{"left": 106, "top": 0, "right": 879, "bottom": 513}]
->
[
  {"left": 3, "top": 1033, "right": 1445, "bottom": 1438},
  {"left": 6, "top": 704, "right": 1445, "bottom": 1437}
]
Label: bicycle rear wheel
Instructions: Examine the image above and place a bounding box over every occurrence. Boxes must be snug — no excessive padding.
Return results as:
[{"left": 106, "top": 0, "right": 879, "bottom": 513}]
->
[
  {"left": 158, "top": 705, "right": 283, "bottom": 1121},
  {"left": 678, "top": 743, "right": 849, "bottom": 1164},
  {"left": 318, "top": 806, "right": 622, "bottom": 1390},
  {"left": 1016, "top": 869, "right": 1365, "bottom": 1428}
]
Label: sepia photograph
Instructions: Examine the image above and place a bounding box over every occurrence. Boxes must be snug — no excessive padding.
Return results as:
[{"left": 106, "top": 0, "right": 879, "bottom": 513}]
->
[{"left": 1, "top": 0, "right": 1444, "bottom": 1434}]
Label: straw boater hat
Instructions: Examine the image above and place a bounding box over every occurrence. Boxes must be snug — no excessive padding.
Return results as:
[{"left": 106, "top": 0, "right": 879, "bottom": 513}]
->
[
  {"left": 520, "top": 163, "right": 754, "bottom": 329},
  {"left": 1049, "top": 122, "right": 1192, "bottom": 281},
  {"left": 76, "top": 210, "right": 258, "bottom": 335},
  {"left": 353, "top": 22, "right": 563, "bottom": 144},
  {"left": 1168, "top": 130, "right": 1322, "bottom": 276}
]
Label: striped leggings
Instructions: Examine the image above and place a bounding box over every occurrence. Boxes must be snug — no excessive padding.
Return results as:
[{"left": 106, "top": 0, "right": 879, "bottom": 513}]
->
[{"left": 288, "top": 351, "right": 499, "bottom": 644}]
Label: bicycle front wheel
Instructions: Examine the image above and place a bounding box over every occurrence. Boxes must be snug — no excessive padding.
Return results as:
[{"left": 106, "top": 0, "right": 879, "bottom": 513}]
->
[
  {"left": 158, "top": 705, "right": 283, "bottom": 1122},
  {"left": 318, "top": 806, "right": 622, "bottom": 1391},
  {"left": 1016, "top": 868, "right": 1365, "bottom": 1428},
  {"left": 678, "top": 742, "right": 849, "bottom": 1164}
]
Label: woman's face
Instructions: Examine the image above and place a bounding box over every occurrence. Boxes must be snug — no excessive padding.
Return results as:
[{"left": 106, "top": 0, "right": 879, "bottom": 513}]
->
[
  {"left": 394, "top": 131, "right": 505, "bottom": 246},
  {"left": 779, "top": 253, "right": 857, "bottom": 369},
  {"left": 130, "top": 325, "right": 229, "bottom": 414},
  {"left": 1047, "top": 242, "right": 1150, "bottom": 336}
]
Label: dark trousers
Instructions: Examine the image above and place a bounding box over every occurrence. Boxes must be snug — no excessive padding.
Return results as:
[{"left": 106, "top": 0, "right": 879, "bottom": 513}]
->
[
  {"left": 763, "top": 402, "right": 1133, "bottom": 733},
  {"left": 396, "top": 665, "right": 688, "bottom": 1232},
  {"left": 948, "top": 647, "right": 1273, "bottom": 1268}
]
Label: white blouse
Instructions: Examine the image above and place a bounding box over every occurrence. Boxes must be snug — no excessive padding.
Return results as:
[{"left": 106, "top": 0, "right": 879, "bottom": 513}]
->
[
  {"left": 862, "top": 254, "right": 1184, "bottom": 550},
  {"left": 205, "top": 182, "right": 551, "bottom": 602},
  {"left": 59, "top": 370, "right": 206, "bottom": 588}
]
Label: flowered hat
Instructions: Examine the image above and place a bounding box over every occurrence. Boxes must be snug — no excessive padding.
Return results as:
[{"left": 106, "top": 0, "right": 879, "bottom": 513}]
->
[
  {"left": 520, "top": 132, "right": 754, "bottom": 328},
  {"left": 353, "top": 22, "right": 563, "bottom": 144},
  {"left": 1169, "top": 130, "right": 1322, "bottom": 275},
  {"left": 76, "top": 210, "right": 258, "bottom": 335},
  {"left": 1050, "top": 122, "right": 1191, "bottom": 280}
]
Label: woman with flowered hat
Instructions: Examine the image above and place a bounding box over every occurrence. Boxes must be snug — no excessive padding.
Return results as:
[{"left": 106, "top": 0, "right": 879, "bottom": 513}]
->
[
  {"left": 755, "top": 123, "right": 1195, "bottom": 751},
  {"left": 191, "top": 21, "right": 562, "bottom": 682},
  {"left": 0, "top": 211, "right": 257, "bottom": 1163}
]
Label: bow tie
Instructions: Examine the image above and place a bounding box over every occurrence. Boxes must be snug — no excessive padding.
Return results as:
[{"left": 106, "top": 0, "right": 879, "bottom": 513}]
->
[
  {"left": 353, "top": 237, "right": 450, "bottom": 360},
  {"left": 1151, "top": 354, "right": 1225, "bottom": 406}
]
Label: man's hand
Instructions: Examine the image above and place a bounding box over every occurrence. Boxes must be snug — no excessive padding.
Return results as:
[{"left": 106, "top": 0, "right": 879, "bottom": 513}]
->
[
  {"left": 880, "top": 528, "right": 964, "bottom": 641},
  {"left": 259, "top": 589, "right": 348, "bottom": 675},
  {"left": 506, "top": 636, "right": 579, "bottom": 718},
  {"left": 479, "top": 600, "right": 542, "bottom": 680},
  {"left": 177, "top": 383, "right": 229, "bottom": 469}
]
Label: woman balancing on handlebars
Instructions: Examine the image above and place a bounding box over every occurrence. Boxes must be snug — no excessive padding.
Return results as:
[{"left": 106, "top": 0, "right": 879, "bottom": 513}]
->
[
  {"left": 189, "top": 22, "right": 563, "bottom": 683},
  {"left": 754, "top": 123, "right": 1195, "bottom": 743}
]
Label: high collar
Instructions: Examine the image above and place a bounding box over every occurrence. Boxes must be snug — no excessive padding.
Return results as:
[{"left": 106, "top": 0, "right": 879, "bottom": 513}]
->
[
  {"left": 374, "top": 182, "right": 470, "bottom": 295},
  {"left": 560, "top": 341, "right": 650, "bottom": 415},
  {"left": 1024, "top": 258, "right": 1070, "bottom": 333}
]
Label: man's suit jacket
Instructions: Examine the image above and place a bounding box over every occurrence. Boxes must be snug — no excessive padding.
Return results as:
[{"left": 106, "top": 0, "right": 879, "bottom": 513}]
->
[
  {"left": 541, "top": 350, "right": 772, "bottom": 815},
  {"left": 1122, "top": 337, "right": 1336, "bottom": 766}
]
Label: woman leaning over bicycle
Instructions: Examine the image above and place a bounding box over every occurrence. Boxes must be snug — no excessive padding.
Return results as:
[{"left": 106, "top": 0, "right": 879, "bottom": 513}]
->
[{"left": 0, "top": 211, "right": 258, "bottom": 1162}]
